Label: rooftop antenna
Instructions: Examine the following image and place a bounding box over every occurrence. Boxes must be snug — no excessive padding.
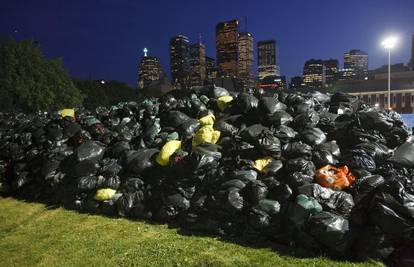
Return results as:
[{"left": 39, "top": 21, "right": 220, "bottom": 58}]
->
[
  {"left": 143, "top": 47, "right": 148, "bottom": 57},
  {"left": 199, "top": 33, "right": 202, "bottom": 45}
]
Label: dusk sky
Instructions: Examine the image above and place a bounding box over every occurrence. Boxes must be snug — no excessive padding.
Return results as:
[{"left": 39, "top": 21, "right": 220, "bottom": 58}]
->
[{"left": 1, "top": 0, "right": 414, "bottom": 86}]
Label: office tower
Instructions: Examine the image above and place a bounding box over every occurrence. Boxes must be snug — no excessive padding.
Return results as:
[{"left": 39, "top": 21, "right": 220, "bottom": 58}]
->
[
  {"left": 205, "top": 56, "right": 220, "bottom": 82},
  {"left": 344, "top": 49, "right": 368, "bottom": 79},
  {"left": 238, "top": 32, "right": 254, "bottom": 90},
  {"left": 323, "top": 59, "right": 339, "bottom": 86},
  {"left": 170, "top": 35, "right": 191, "bottom": 88},
  {"left": 303, "top": 59, "right": 324, "bottom": 88},
  {"left": 138, "top": 48, "right": 162, "bottom": 89},
  {"left": 257, "top": 40, "right": 280, "bottom": 81},
  {"left": 189, "top": 43, "right": 206, "bottom": 86},
  {"left": 216, "top": 19, "right": 239, "bottom": 76},
  {"left": 289, "top": 76, "right": 304, "bottom": 90}
]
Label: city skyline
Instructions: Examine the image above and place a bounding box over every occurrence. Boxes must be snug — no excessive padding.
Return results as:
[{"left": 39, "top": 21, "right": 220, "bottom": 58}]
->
[{"left": 1, "top": 0, "right": 413, "bottom": 86}]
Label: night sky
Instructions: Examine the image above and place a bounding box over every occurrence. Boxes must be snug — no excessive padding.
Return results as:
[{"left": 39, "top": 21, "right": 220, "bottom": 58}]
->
[{"left": 1, "top": 0, "right": 414, "bottom": 86}]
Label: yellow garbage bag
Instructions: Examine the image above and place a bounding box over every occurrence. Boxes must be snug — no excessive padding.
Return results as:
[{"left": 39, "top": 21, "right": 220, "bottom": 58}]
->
[
  {"left": 217, "top": 95, "right": 233, "bottom": 111},
  {"left": 94, "top": 188, "right": 116, "bottom": 201},
  {"left": 253, "top": 157, "right": 274, "bottom": 172},
  {"left": 199, "top": 114, "right": 215, "bottom": 126},
  {"left": 156, "top": 140, "right": 182, "bottom": 166},
  {"left": 192, "top": 125, "right": 221, "bottom": 147},
  {"left": 58, "top": 108, "right": 75, "bottom": 118}
]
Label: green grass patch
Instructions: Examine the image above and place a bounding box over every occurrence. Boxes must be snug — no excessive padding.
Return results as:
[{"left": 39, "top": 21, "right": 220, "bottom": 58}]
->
[{"left": 0, "top": 197, "right": 383, "bottom": 267}]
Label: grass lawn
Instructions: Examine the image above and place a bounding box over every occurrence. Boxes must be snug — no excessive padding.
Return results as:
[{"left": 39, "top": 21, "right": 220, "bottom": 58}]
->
[{"left": 0, "top": 197, "right": 383, "bottom": 267}]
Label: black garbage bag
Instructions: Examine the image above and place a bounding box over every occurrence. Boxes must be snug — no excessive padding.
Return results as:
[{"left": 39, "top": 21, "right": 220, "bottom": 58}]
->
[
  {"left": 123, "top": 149, "right": 159, "bottom": 175},
  {"left": 286, "top": 158, "right": 315, "bottom": 176},
  {"left": 242, "top": 180, "right": 268, "bottom": 205},
  {"left": 75, "top": 141, "right": 106, "bottom": 162},
  {"left": 353, "top": 226, "right": 394, "bottom": 261},
  {"left": 286, "top": 172, "right": 314, "bottom": 190},
  {"left": 282, "top": 142, "right": 313, "bottom": 159},
  {"left": 256, "top": 131, "right": 281, "bottom": 158},
  {"left": 72, "top": 160, "right": 100, "bottom": 178},
  {"left": 312, "top": 149, "right": 337, "bottom": 168},
  {"left": 355, "top": 142, "right": 392, "bottom": 165},
  {"left": 233, "top": 93, "right": 259, "bottom": 114},
  {"left": 214, "top": 120, "right": 238, "bottom": 137},
  {"left": 390, "top": 243, "right": 414, "bottom": 267},
  {"left": 163, "top": 111, "right": 191, "bottom": 127},
  {"left": 259, "top": 97, "right": 286, "bottom": 114},
  {"left": 273, "top": 125, "right": 297, "bottom": 144},
  {"left": 298, "top": 183, "right": 355, "bottom": 216},
  {"left": 107, "top": 141, "right": 131, "bottom": 158},
  {"left": 240, "top": 124, "right": 269, "bottom": 143},
  {"left": 178, "top": 119, "right": 201, "bottom": 140},
  {"left": 209, "top": 85, "right": 229, "bottom": 98},
  {"left": 263, "top": 159, "right": 283, "bottom": 176},
  {"left": 306, "top": 211, "right": 351, "bottom": 256},
  {"left": 248, "top": 207, "right": 271, "bottom": 230},
  {"left": 77, "top": 175, "right": 104, "bottom": 191},
  {"left": 267, "top": 183, "right": 293, "bottom": 204},
  {"left": 294, "top": 110, "right": 319, "bottom": 129},
  {"left": 351, "top": 174, "right": 385, "bottom": 205},
  {"left": 267, "top": 110, "right": 293, "bottom": 126},
  {"left": 342, "top": 149, "right": 376, "bottom": 172},
  {"left": 300, "top": 128, "right": 327, "bottom": 146},
  {"left": 231, "top": 170, "right": 257, "bottom": 183},
  {"left": 388, "top": 142, "right": 414, "bottom": 168},
  {"left": 368, "top": 181, "right": 414, "bottom": 239}
]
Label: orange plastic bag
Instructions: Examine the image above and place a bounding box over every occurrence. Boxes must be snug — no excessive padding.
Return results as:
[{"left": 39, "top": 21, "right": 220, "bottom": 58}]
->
[{"left": 315, "top": 165, "right": 355, "bottom": 190}]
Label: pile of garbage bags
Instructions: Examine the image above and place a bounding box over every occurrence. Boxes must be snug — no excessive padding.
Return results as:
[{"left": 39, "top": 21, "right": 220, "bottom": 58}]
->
[{"left": 1, "top": 86, "right": 414, "bottom": 263}]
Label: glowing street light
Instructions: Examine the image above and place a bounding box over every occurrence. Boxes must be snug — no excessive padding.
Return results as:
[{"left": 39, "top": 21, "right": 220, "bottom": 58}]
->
[{"left": 381, "top": 36, "right": 398, "bottom": 110}]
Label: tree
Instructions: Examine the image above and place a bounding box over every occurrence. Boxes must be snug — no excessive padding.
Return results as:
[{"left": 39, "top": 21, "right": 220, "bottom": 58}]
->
[{"left": 0, "top": 38, "right": 84, "bottom": 112}]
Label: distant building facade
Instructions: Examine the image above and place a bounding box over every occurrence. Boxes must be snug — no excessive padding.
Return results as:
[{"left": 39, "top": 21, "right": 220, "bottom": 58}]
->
[
  {"left": 189, "top": 43, "right": 206, "bottom": 86},
  {"left": 216, "top": 20, "right": 239, "bottom": 76},
  {"left": 303, "top": 59, "right": 324, "bottom": 88},
  {"left": 409, "top": 35, "right": 414, "bottom": 71},
  {"left": 138, "top": 50, "right": 162, "bottom": 89},
  {"left": 323, "top": 59, "right": 339, "bottom": 86},
  {"left": 257, "top": 40, "right": 279, "bottom": 81},
  {"left": 289, "top": 76, "right": 305, "bottom": 90},
  {"left": 343, "top": 49, "right": 368, "bottom": 80},
  {"left": 170, "top": 35, "right": 191, "bottom": 88},
  {"left": 238, "top": 32, "right": 254, "bottom": 90},
  {"left": 205, "top": 56, "right": 220, "bottom": 83}
]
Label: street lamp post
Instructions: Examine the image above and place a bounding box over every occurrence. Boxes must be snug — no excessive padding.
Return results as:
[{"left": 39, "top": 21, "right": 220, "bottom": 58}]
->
[{"left": 381, "top": 36, "right": 397, "bottom": 110}]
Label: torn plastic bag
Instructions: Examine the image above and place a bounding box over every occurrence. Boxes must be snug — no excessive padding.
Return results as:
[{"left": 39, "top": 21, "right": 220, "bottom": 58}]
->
[
  {"left": 123, "top": 149, "right": 159, "bottom": 175},
  {"left": 287, "top": 194, "right": 322, "bottom": 227},
  {"left": 300, "top": 128, "right": 327, "bottom": 146},
  {"left": 298, "top": 183, "right": 355, "bottom": 216},
  {"left": 282, "top": 142, "right": 313, "bottom": 159},
  {"left": 273, "top": 125, "right": 297, "bottom": 144},
  {"left": 315, "top": 165, "right": 355, "bottom": 190},
  {"left": 75, "top": 141, "right": 105, "bottom": 162},
  {"left": 388, "top": 142, "right": 414, "bottom": 168},
  {"left": 286, "top": 158, "right": 315, "bottom": 176},
  {"left": 306, "top": 211, "right": 351, "bottom": 256}
]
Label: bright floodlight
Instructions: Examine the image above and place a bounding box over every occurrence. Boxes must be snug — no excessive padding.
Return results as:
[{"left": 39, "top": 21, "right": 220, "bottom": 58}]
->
[{"left": 382, "top": 36, "right": 397, "bottom": 49}]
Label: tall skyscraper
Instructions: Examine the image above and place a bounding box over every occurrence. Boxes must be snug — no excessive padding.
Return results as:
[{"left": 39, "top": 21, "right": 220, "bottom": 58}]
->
[
  {"left": 189, "top": 43, "right": 206, "bottom": 86},
  {"left": 303, "top": 59, "right": 324, "bottom": 88},
  {"left": 206, "top": 56, "right": 220, "bottom": 82},
  {"left": 170, "top": 35, "right": 191, "bottom": 88},
  {"left": 138, "top": 48, "right": 162, "bottom": 89},
  {"left": 257, "top": 40, "right": 280, "bottom": 81},
  {"left": 238, "top": 32, "right": 254, "bottom": 90},
  {"left": 344, "top": 49, "right": 368, "bottom": 79},
  {"left": 216, "top": 20, "right": 239, "bottom": 76},
  {"left": 323, "top": 59, "right": 339, "bottom": 86}
]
